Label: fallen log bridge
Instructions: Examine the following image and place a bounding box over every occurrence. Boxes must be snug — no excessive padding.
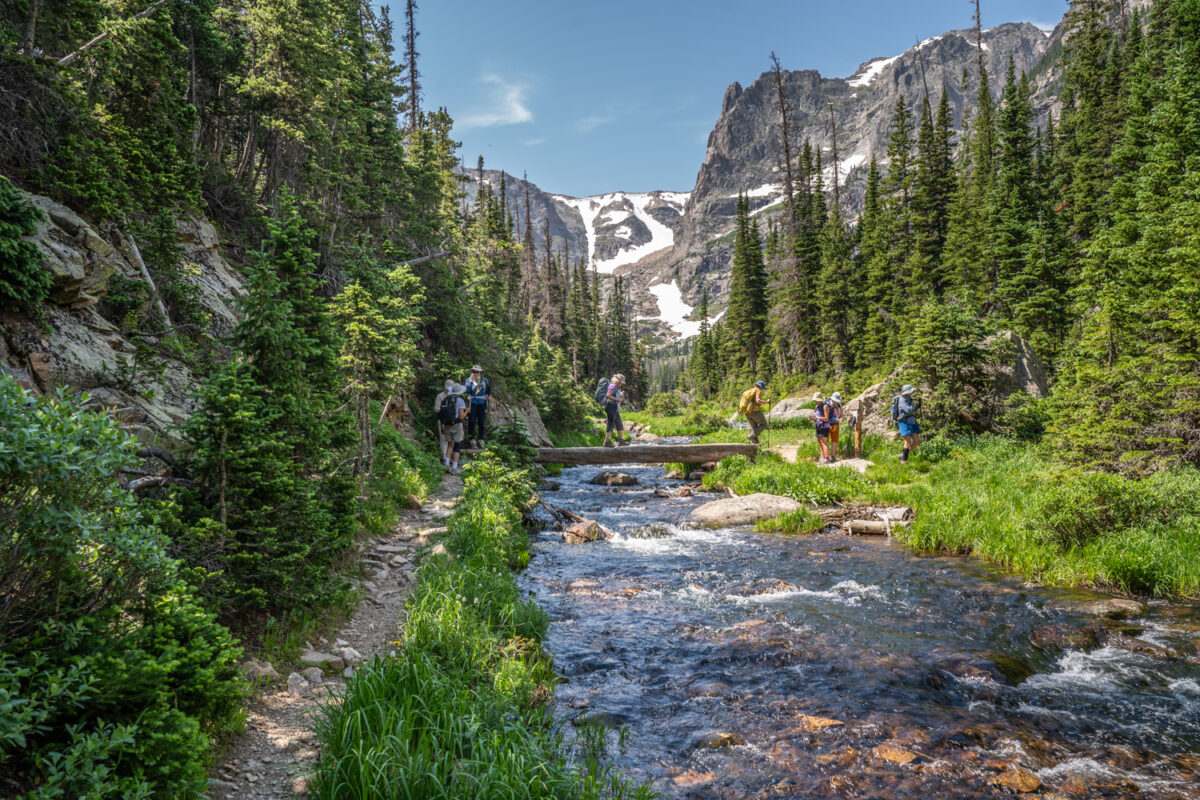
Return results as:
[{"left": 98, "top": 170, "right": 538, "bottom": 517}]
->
[{"left": 534, "top": 443, "right": 758, "bottom": 465}]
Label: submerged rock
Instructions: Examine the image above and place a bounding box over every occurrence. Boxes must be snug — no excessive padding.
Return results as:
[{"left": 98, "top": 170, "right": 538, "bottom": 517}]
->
[
  {"left": 687, "top": 493, "right": 803, "bottom": 528},
  {"left": 872, "top": 743, "right": 921, "bottom": 764},
  {"left": 991, "top": 767, "right": 1041, "bottom": 793},
  {"left": 1031, "top": 622, "right": 1104, "bottom": 652},
  {"left": 693, "top": 730, "right": 745, "bottom": 750},
  {"left": 1053, "top": 598, "right": 1147, "bottom": 620}
]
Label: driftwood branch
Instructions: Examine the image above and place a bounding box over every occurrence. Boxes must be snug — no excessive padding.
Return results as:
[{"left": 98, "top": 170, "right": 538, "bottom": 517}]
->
[
  {"left": 395, "top": 250, "right": 450, "bottom": 269},
  {"left": 128, "top": 475, "right": 200, "bottom": 492},
  {"left": 58, "top": 0, "right": 176, "bottom": 66},
  {"left": 122, "top": 229, "right": 171, "bottom": 324}
]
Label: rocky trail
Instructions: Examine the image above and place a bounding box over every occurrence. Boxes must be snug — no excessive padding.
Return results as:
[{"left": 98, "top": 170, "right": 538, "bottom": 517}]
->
[{"left": 206, "top": 476, "right": 462, "bottom": 800}]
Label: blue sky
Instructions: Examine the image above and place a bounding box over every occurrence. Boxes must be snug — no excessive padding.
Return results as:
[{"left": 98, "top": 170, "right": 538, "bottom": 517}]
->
[{"left": 413, "top": 1, "right": 1065, "bottom": 198}]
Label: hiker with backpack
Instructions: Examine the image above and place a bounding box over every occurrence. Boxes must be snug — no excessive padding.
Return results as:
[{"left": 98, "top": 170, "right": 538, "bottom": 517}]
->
[
  {"left": 890, "top": 384, "right": 921, "bottom": 463},
  {"left": 738, "top": 380, "right": 770, "bottom": 444},
  {"left": 465, "top": 364, "right": 490, "bottom": 449},
  {"left": 828, "top": 391, "right": 845, "bottom": 462},
  {"left": 600, "top": 373, "right": 628, "bottom": 447},
  {"left": 434, "top": 380, "right": 468, "bottom": 473},
  {"left": 813, "top": 392, "right": 833, "bottom": 462}
]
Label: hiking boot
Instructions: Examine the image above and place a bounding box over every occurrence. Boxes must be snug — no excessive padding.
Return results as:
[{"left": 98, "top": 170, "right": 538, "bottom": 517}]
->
[
  {"left": 617, "top": 439, "right": 630, "bottom": 447},
  {"left": 477, "top": 439, "right": 485, "bottom": 448},
  {"left": 468, "top": 438, "right": 478, "bottom": 450},
  {"left": 603, "top": 441, "right": 615, "bottom": 448}
]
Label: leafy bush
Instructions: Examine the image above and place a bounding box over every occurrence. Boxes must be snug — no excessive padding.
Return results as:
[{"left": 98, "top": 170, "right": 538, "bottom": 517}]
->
[
  {"left": 0, "top": 376, "right": 243, "bottom": 799},
  {"left": 644, "top": 391, "right": 684, "bottom": 416},
  {"left": 0, "top": 176, "right": 49, "bottom": 311},
  {"left": 360, "top": 425, "right": 442, "bottom": 535}
]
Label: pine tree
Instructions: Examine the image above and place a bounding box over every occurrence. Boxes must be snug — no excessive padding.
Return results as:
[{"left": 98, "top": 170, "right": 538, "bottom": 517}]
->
[{"left": 726, "top": 194, "right": 769, "bottom": 373}]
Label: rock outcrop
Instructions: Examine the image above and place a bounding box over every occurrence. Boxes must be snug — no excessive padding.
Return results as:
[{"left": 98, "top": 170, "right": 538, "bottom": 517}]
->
[
  {"left": 766, "top": 397, "right": 816, "bottom": 424},
  {"left": 485, "top": 390, "right": 554, "bottom": 447},
  {"left": 2, "top": 192, "right": 244, "bottom": 445}
]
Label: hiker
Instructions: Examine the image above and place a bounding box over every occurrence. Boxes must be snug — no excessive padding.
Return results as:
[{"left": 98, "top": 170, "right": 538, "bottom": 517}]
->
[
  {"left": 465, "top": 364, "right": 490, "bottom": 449},
  {"left": 738, "top": 380, "right": 770, "bottom": 444},
  {"left": 890, "top": 384, "right": 921, "bottom": 463},
  {"left": 601, "top": 373, "right": 628, "bottom": 447},
  {"left": 813, "top": 392, "right": 833, "bottom": 463},
  {"left": 434, "top": 380, "right": 468, "bottom": 473},
  {"left": 828, "top": 391, "right": 845, "bottom": 462}
]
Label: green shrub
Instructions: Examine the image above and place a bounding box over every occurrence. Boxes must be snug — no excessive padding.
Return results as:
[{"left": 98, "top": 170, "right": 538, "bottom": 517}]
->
[
  {"left": 360, "top": 425, "right": 441, "bottom": 534},
  {"left": 703, "top": 452, "right": 868, "bottom": 506},
  {"left": 0, "top": 376, "right": 243, "bottom": 799},
  {"left": 644, "top": 391, "right": 684, "bottom": 416}
]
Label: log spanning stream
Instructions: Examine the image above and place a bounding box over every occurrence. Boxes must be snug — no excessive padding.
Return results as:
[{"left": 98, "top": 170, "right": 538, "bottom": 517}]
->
[{"left": 522, "top": 448, "right": 1200, "bottom": 799}]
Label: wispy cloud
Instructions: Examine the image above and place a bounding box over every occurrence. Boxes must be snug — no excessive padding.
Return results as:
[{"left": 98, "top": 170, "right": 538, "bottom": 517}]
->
[
  {"left": 574, "top": 113, "right": 616, "bottom": 134},
  {"left": 459, "top": 74, "right": 533, "bottom": 129},
  {"left": 524, "top": 137, "right": 546, "bottom": 146}
]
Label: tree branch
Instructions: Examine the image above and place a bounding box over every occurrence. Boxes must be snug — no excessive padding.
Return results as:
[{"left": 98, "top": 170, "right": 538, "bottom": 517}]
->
[
  {"left": 128, "top": 475, "right": 200, "bottom": 492},
  {"left": 58, "top": 0, "right": 177, "bottom": 66}
]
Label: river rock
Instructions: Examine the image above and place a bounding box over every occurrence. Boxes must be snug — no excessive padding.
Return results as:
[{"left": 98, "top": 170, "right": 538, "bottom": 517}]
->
[
  {"left": 672, "top": 771, "right": 716, "bottom": 787},
  {"left": 991, "top": 767, "right": 1041, "bottom": 793},
  {"left": 687, "top": 493, "right": 803, "bottom": 528},
  {"left": 563, "top": 520, "right": 608, "bottom": 543},
  {"left": 799, "top": 715, "right": 844, "bottom": 732},
  {"left": 1030, "top": 622, "right": 1103, "bottom": 651},
  {"left": 590, "top": 471, "right": 637, "bottom": 486},
  {"left": 693, "top": 730, "right": 745, "bottom": 749},
  {"left": 1055, "top": 598, "right": 1147, "bottom": 619},
  {"left": 1106, "top": 633, "right": 1172, "bottom": 658},
  {"left": 686, "top": 681, "right": 731, "bottom": 697}
]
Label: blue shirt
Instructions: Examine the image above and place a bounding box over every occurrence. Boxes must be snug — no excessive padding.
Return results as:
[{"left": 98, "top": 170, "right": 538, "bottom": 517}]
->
[{"left": 466, "top": 376, "right": 489, "bottom": 405}]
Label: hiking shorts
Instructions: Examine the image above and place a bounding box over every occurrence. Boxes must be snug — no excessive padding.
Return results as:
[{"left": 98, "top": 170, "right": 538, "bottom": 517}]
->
[
  {"left": 440, "top": 421, "right": 464, "bottom": 449},
  {"left": 829, "top": 423, "right": 840, "bottom": 444},
  {"left": 899, "top": 419, "right": 920, "bottom": 438},
  {"left": 747, "top": 411, "right": 767, "bottom": 440},
  {"left": 605, "top": 401, "right": 623, "bottom": 433},
  {"left": 815, "top": 424, "right": 831, "bottom": 439}
]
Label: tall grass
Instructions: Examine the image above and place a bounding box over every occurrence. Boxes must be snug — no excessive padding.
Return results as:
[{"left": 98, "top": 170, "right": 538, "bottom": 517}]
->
[{"left": 310, "top": 452, "right": 654, "bottom": 799}]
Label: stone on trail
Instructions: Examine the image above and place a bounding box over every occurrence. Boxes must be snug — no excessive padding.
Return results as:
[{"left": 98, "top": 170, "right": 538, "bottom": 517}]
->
[
  {"left": 301, "top": 667, "right": 324, "bottom": 686},
  {"left": 589, "top": 471, "right": 637, "bottom": 486},
  {"left": 241, "top": 658, "right": 281, "bottom": 684},
  {"left": 991, "top": 767, "right": 1041, "bottom": 793},
  {"left": 562, "top": 520, "right": 608, "bottom": 544},
  {"left": 687, "top": 493, "right": 804, "bottom": 528},
  {"left": 299, "top": 650, "right": 345, "bottom": 671},
  {"left": 286, "top": 672, "right": 311, "bottom": 698}
]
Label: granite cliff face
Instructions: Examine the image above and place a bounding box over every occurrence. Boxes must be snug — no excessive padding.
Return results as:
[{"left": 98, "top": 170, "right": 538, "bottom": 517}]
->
[
  {"left": 1, "top": 193, "right": 244, "bottom": 444},
  {"left": 661, "top": 22, "right": 1055, "bottom": 312}
]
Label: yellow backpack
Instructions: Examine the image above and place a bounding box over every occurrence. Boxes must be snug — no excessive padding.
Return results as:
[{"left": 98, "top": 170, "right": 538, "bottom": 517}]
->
[{"left": 738, "top": 388, "right": 759, "bottom": 415}]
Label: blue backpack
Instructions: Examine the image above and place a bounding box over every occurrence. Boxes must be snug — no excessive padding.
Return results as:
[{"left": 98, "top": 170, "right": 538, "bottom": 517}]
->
[{"left": 594, "top": 378, "right": 609, "bottom": 405}]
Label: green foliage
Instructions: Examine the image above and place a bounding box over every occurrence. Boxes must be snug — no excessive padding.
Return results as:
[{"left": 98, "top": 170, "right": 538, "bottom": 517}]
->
[
  {"left": 0, "top": 376, "right": 242, "bottom": 799},
  {"left": 0, "top": 176, "right": 49, "bottom": 311},
  {"left": 311, "top": 453, "right": 651, "bottom": 800},
  {"left": 359, "top": 425, "right": 441, "bottom": 535},
  {"left": 644, "top": 391, "right": 685, "bottom": 416},
  {"left": 703, "top": 452, "right": 868, "bottom": 506},
  {"left": 754, "top": 508, "right": 823, "bottom": 535}
]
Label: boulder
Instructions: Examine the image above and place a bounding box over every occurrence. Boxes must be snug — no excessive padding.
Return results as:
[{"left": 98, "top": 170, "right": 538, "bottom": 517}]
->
[
  {"left": 242, "top": 658, "right": 281, "bottom": 684},
  {"left": 563, "top": 520, "right": 608, "bottom": 544},
  {"left": 486, "top": 390, "right": 553, "bottom": 447},
  {"left": 1053, "top": 598, "right": 1147, "bottom": 620},
  {"left": 766, "top": 397, "right": 817, "bottom": 424},
  {"left": 687, "top": 493, "right": 803, "bottom": 528},
  {"left": 286, "top": 672, "right": 311, "bottom": 698},
  {"left": 589, "top": 471, "right": 637, "bottom": 486}
]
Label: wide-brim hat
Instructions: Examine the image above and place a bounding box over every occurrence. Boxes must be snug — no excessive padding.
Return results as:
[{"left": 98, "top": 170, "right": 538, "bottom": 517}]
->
[
  {"left": 831, "top": 391, "right": 843, "bottom": 403},
  {"left": 613, "top": 374, "right": 625, "bottom": 384},
  {"left": 451, "top": 383, "right": 467, "bottom": 395},
  {"left": 812, "top": 392, "right": 825, "bottom": 402},
  {"left": 755, "top": 380, "right": 766, "bottom": 388},
  {"left": 901, "top": 384, "right": 915, "bottom": 396},
  {"left": 470, "top": 365, "right": 483, "bottom": 373}
]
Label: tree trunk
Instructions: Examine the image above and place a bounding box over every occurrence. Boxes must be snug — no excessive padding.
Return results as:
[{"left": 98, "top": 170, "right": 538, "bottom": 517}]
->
[{"left": 21, "top": 0, "right": 39, "bottom": 55}]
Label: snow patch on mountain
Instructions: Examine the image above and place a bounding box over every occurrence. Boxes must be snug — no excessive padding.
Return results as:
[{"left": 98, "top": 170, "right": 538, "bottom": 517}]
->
[
  {"left": 846, "top": 54, "right": 900, "bottom": 87},
  {"left": 555, "top": 191, "right": 690, "bottom": 274},
  {"left": 643, "top": 280, "right": 723, "bottom": 338}
]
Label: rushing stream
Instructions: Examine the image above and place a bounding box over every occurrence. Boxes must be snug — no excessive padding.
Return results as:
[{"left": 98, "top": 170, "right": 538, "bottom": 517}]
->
[{"left": 521, "top": 452, "right": 1200, "bottom": 799}]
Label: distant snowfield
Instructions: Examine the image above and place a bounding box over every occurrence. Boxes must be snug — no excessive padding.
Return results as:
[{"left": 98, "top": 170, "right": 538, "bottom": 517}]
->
[
  {"left": 846, "top": 54, "right": 900, "bottom": 87},
  {"left": 554, "top": 191, "right": 689, "bottom": 275},
  {"left": 642, "top": 280, "right": 723, "bottom": 338}
]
